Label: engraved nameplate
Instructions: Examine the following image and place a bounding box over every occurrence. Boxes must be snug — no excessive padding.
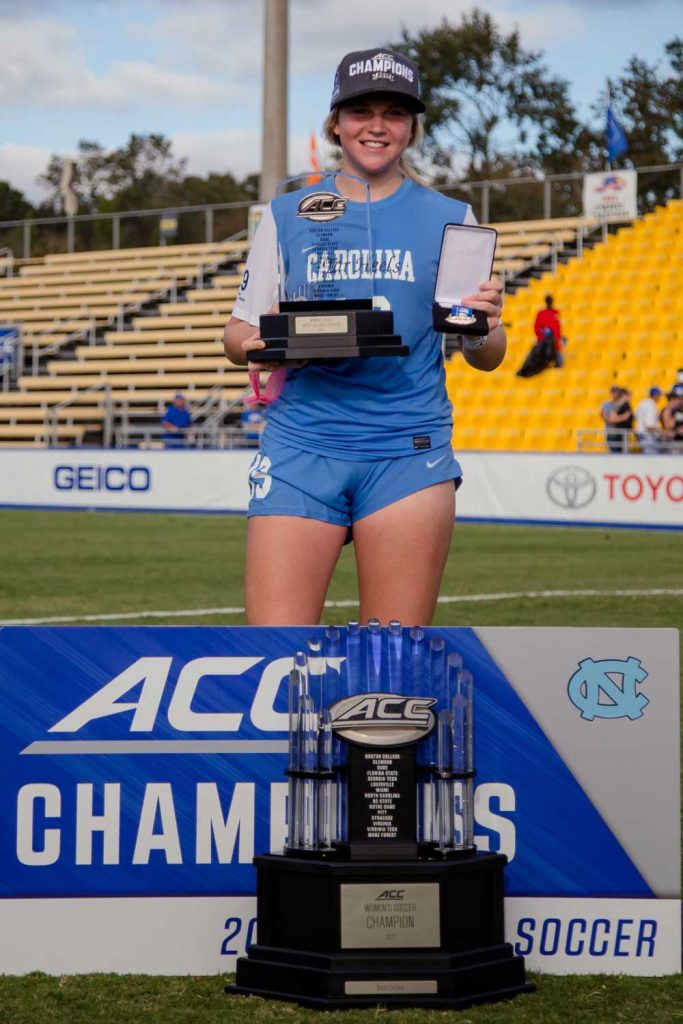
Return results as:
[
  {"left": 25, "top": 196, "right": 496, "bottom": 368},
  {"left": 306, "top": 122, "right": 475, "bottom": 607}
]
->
[
  {"left": 345, "top": 980, "right": 438, "bottom": 995},
  {"left": 348, "top": 745, "right": 416, "bottom": 845},
  {"left": 294, "top": 314, "right": 348, "bottom": 335},
  {"left": 340, "top": 882, "right": 440, "bottom": 949}
]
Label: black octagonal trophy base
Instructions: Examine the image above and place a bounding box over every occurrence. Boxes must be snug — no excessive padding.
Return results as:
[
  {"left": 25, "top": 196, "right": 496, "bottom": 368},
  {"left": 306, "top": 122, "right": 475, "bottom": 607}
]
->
[
  {"left": 227, "top": 852, "right": 534, "bottom": 1010},
  {"left": 251, "top": 298, "right": 409, "bottom": 362}
]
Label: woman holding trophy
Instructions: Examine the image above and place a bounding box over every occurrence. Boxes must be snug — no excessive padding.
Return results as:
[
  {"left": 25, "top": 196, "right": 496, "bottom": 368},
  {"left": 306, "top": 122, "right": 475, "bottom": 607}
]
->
[{"left": 223, "top": 48, "right": 506, "bottom": 626}]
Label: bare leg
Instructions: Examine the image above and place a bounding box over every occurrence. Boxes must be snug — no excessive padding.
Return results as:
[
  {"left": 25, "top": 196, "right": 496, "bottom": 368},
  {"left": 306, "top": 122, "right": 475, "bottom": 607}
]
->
[
  {"left": 353, "top": 482, "right": 456, "bottom": 625},
  {"left": 245, "top": 515, "right": 348, "bottom": 625}
]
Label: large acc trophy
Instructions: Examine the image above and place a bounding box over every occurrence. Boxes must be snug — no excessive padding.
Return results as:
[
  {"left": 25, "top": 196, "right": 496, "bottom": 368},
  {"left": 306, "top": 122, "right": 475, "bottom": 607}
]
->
[
  {"left": 249, "top": 173, "right": 409, "bottom": 362},
  {"left": 229, "top": 622, "right": 534, "bottom": 1010}
]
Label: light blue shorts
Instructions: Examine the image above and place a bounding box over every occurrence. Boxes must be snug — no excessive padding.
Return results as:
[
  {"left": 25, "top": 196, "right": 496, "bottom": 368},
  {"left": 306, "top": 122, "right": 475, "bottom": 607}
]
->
[{"left": 247, "top": 436, "right": 462, "bottom": 528}]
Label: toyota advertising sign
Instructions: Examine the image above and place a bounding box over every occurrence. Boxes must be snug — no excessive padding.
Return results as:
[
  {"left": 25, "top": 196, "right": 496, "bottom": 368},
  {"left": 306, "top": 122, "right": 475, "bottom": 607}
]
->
[{"left": 0, "top": 626, "right": 678, "bottom": 975}]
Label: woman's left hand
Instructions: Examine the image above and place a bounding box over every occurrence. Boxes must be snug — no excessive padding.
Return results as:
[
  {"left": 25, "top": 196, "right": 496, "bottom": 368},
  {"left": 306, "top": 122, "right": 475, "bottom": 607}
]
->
[{"left": 462, "top": 277, "right": 504, "bottom": 332}]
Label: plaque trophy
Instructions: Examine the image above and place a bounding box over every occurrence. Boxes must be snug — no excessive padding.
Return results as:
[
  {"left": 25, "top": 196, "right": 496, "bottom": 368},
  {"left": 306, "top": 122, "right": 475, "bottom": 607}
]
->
[
  {"left": 249, "top": 173, "right": 409, "bottom": 362},
  {"left": 433, "top": 223, "right": 497, "bottom": 337},
  {"left": 228, "top": 622, "right": 534, "bottom": 1010}
]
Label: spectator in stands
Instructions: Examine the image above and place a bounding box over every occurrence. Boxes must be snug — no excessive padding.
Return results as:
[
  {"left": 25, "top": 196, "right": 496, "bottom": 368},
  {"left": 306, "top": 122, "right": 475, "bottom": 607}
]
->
[
  {"left": 659, "top": 384, "right": 683, "bottom": 450},
  {"left": 161, "top": 393, "right": 192, "bottom": 449},
  {"left": 516, "top": 293, "right": 564, "bottom": 377},
  {"left": 223, "top": 46, "right": 505, "bottom": 626},
  {"left": 533, "top": 294, "right": 564, "bottom": 368},
  {"left": 635, "top": 387, "right": 663, "bottom": 454},
  {"left": 601, "top": 385, "right": 633, "bottom": 453}
]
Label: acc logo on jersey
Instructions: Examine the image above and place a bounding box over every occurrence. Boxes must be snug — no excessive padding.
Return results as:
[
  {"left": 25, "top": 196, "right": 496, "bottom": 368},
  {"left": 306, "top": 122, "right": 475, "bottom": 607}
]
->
[
  {"left": 567, "top": 657, "right": 649, "bottom": 721},
  {"left": 297, "top": 192, "right": 348, "bottom": 222},
  {"left": 248, "top": 453, "right": 272, "bottom": 500},
  {"left": 329, "top": 692, "right": 436, "bottom": 747}
]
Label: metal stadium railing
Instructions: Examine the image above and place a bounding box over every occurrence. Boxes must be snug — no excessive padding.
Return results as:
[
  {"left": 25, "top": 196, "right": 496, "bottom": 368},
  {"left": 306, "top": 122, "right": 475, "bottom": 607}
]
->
[{"left": 1, "top": 162, "right": 680, "bottom": 260}]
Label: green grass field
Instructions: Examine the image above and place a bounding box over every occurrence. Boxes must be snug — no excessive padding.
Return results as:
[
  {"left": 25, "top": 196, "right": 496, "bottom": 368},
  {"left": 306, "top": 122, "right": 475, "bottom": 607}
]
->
[
  {"left": 2, "top": 509, "right": 682, "bottom": 629},
  {"left": 0, "top": 509, "right": 681, "bottom": 1023}
]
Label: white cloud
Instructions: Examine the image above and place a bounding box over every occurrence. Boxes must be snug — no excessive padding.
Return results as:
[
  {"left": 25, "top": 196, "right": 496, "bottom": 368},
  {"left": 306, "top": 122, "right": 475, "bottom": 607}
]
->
[
  {"left": 491, "top": 4, "right": 585, "bottom": 48},
  {"left": 125, "top": 1, "right": 263, "bottom": 78},
  {"left": 126, "top": 0, "right": 573, "bottom": 90},
  {"left": 0, "top": 143, "right": 52, "bottom": 204},
  {"left": 172, "top": 129, "right": 261, "bottom": 180},
  {"left": 0, "top": 14, "right": 228, "bottom": 109},
  {"left": 0, "top": 2, "right": 591, "bottom": 120},
  {"left": 110, "top": 61, "right": 226, "bottom": 104},
  {"left": 172, "top": 127, "right": 335, "bottom": 182},
  {"left": 289, "top": 0, "right": 586, "bottom": 73}
]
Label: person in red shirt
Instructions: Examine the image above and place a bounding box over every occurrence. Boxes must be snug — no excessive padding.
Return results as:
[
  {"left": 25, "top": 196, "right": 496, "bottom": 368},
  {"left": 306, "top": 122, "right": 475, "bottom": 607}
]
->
[{"left": 534, "top": 294, "right": 563, "bottom": 367}]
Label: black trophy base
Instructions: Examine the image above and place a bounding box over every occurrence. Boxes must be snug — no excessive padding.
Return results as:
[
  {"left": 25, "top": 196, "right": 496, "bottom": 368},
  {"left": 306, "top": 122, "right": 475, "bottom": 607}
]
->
[
  {"left": 256, "top": 298, "right": 409, "bottom": 361},
  {"left": 249, "top": 340, "right": 409, "bottom": 362},
  {"left": 227, "top": 853, "right": 534, "bottom": 1010}
]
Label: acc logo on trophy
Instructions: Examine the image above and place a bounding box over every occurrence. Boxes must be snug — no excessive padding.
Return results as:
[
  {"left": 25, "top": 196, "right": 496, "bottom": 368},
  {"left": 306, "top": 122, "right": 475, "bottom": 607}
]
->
[
  {"left": 297, "top": 192, "right": 348, "bottom": 222},
  {"left": 567, "top": 656, "right": 649, "bottom": 721},
  {"left": 329, "top": 693, "right": 436, "bottom": 747}
]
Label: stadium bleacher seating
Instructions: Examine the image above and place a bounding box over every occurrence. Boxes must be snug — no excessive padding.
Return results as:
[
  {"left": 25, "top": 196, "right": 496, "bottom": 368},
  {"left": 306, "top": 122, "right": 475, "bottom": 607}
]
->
[
  {"left": 1, "top": 203, "right": 680, "bottom": 451},
  {"left": 489, "top": 216, "right": 595, "bottom": 278},
  {"left": 0, "top": 241, "right": 249, "bottom": 445},
  {"left": 447, "top": 199, "right": 683, "bottom": 451}
]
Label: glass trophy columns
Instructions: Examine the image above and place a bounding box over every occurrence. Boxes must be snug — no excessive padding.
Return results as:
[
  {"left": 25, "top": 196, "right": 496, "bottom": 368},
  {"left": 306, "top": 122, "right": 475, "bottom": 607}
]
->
[
  {"left": 432, "top": 223, "right": 497, "bottom": 337},
  {"left": 252, "top": 173, "right": 409, "bottom": 362},
  {"left": 228, "top": 623, "right": 534, "bottom": 1011}
]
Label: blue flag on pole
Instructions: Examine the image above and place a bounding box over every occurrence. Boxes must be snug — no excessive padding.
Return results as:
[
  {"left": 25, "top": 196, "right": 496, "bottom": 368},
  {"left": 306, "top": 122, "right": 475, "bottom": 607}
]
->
[{"left": 607, "top": 104, "right": 628, "bottom": 161}]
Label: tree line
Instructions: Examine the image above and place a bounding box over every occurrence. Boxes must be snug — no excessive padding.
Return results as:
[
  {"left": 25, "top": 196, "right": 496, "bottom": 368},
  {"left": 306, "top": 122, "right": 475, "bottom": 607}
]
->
[
  {"left": 1, "top": 10, "right": 681, "bottom": 246},
  {"left": 390, "top": 11, "right": 681, "bottom": 220}
]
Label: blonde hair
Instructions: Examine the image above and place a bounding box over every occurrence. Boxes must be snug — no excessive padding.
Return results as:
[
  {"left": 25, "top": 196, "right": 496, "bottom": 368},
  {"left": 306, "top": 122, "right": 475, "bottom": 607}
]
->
[{"left": 322, "top": 107, "right": 427, "bottom": 185}]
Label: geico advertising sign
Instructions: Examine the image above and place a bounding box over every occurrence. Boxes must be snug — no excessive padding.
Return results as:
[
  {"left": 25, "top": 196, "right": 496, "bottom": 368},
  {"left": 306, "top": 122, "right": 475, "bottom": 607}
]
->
[
  {"left": 0, "top": 626, "right": 679, "bottom": 975},
  {"left": 0, "top": 449, "right": 254, "bottom": 512}
]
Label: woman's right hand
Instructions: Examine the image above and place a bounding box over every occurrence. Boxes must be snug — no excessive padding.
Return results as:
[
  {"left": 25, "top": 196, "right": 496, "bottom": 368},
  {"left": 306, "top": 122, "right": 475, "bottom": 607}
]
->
[
  {"left": 241, "top": 333, "right": 286, "bottom": 372},
  {"left": 224, "top": 314, "right": 306, "bottom": 370},
  {"left": 244, "top": 332, "right": 308, "bottom": 372}
]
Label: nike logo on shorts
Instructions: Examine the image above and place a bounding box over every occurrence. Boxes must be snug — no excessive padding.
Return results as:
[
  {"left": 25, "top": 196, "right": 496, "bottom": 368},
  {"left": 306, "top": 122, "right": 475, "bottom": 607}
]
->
[{"left": 426, "top": 453, "right": 450, "bottom": 469}]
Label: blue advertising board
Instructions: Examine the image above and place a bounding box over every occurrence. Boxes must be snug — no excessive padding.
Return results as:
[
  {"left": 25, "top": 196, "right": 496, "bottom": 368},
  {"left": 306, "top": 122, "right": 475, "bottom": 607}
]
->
[{"left": 0, "top": 625, "right": 679, "bottom": 974}]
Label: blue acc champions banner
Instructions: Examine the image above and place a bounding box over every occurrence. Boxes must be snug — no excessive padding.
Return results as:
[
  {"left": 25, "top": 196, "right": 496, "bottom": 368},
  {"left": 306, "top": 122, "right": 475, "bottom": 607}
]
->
[{"left": 0, "top": 626, "right": 679, "bottom": 975}]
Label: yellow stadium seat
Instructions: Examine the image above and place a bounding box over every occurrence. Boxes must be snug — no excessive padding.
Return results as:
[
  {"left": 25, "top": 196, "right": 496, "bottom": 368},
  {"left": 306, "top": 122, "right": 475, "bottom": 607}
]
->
[{"left": 447, "top": 201, "right": 681, "bottom": 454}]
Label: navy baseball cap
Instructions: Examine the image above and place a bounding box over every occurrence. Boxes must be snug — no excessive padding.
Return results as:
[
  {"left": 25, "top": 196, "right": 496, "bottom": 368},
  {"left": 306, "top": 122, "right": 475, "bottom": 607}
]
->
[
  {"left": 670, "top": 383, "right": 683, "bottom": 398},
  {"left": 330, "top": 48, "right": 425, "bottom": 113},
  {"left": 650, "top": 386, "right": 663, "bottom": 397}
]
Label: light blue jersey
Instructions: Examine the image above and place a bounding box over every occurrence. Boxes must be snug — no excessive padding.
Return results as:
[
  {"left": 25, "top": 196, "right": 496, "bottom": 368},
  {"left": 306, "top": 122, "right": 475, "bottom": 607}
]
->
[{"left": 236, "top": 176, "right": 473, "bottom": 460}]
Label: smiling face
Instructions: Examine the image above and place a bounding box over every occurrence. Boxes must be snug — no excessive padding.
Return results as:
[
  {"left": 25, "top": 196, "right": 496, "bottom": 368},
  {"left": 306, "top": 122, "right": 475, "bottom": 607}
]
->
[{"left": 333, "top": 93, "right": 415, "bottom": 187}]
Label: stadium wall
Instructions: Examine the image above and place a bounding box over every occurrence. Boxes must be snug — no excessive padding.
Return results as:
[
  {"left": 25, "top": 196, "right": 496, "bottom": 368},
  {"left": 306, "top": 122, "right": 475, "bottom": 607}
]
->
[
  {"left": 0, "top": 625, "right": 679, "bottom": 976},
  {"left": 0, "top": 449, "right": 681, "bottom": 529}
]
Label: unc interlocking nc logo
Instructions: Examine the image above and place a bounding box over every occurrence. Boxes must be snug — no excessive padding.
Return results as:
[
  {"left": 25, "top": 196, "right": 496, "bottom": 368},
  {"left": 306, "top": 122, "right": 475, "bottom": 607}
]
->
[{"left": 567, "top": 657, "right": 649, "bottom": 721}]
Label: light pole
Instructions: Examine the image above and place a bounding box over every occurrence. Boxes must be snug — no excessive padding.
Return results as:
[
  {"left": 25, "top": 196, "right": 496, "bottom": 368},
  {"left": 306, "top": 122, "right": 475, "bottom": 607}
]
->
[{"left": 260, "top": 0, "right": 289, "bottom": 201}]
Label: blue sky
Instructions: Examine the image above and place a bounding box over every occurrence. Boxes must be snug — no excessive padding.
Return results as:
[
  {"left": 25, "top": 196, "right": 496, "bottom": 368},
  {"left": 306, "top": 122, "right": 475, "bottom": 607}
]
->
[{"left": 0, "top": 0, "right": 680, "bottom": 203}]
